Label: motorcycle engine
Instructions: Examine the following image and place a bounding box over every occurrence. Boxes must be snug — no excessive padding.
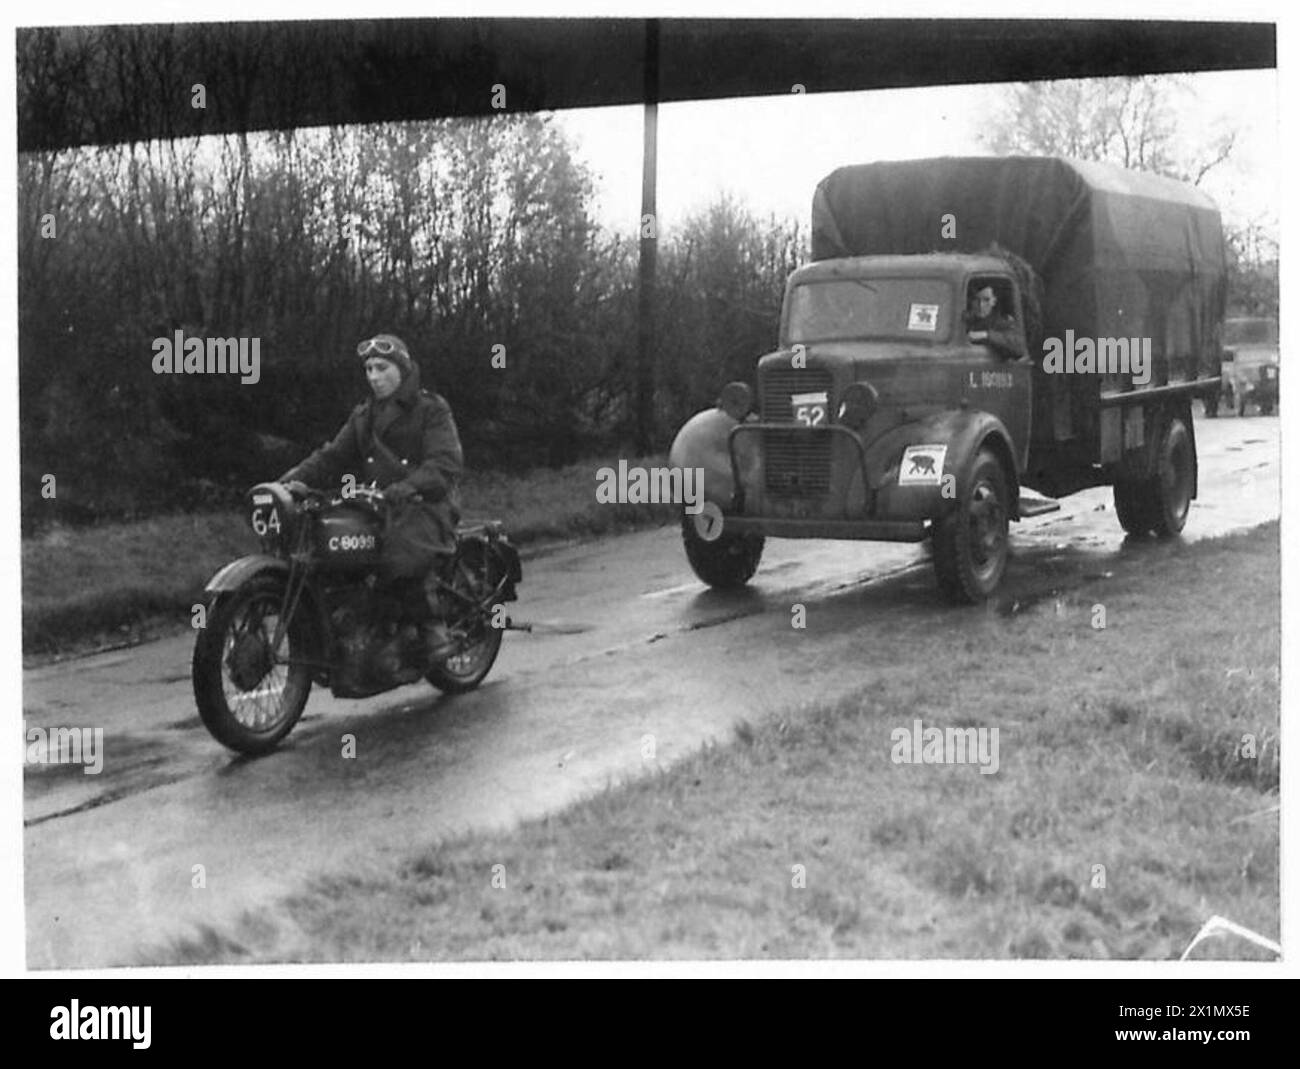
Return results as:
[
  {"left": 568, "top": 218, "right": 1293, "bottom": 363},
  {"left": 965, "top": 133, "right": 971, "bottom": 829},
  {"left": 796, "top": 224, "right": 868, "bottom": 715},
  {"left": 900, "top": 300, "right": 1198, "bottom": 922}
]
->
[{"left": 329, "top": 586, "right": 425, "bottom": 697}]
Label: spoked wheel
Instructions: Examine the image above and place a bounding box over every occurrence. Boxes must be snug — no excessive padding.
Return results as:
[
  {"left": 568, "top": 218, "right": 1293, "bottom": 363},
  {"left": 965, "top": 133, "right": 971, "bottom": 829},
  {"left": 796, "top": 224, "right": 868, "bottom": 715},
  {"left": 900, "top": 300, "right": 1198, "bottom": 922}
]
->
[
  {"left": 192, "top": 576, "right": 313, "bottom": 755},
  {"left": 933, "top": 449, "right": 1011, "bottom": 603},
  {"left": 426, "top": 544, "right": 504, "bottom": 694}
]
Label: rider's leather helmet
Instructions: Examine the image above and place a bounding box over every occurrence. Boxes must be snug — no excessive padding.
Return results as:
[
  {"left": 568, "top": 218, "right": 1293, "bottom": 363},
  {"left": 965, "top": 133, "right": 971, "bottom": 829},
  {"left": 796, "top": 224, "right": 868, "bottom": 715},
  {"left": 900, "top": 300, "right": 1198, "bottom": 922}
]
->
[{"left": 356, "top": 333, "right": 414, "bottom": 380}]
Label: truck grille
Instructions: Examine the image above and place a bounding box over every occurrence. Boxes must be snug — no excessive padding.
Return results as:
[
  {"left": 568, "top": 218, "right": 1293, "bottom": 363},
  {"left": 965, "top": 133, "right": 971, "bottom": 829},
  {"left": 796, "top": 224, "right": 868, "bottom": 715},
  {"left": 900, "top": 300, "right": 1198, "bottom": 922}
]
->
[
  {"left": 759, "top": 366, "right": 834, "bottom": 495},
  {"left": 760, "top": 367, "right": 834, "bottom": 419},
  {"left": 763, "top": 429, "right": 832, "bottom": 494}
]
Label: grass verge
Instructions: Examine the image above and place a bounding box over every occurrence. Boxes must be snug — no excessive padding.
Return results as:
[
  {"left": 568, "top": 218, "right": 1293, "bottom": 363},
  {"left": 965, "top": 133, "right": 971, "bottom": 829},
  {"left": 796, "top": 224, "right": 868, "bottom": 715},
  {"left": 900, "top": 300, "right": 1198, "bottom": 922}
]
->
[
  {"left": 22, "top": 456, "right": 676, "bottom": 659},
  {"left": 151, "top": 522, "right": 1280, "bottom": 963}
]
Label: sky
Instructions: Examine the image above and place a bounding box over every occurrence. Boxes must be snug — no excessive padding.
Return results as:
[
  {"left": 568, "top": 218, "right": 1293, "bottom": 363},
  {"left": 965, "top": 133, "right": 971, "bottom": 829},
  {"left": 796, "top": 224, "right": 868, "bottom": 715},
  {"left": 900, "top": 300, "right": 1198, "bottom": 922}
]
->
[{"left": 552, "top": 69, "right": 1279, "bottom": 239}]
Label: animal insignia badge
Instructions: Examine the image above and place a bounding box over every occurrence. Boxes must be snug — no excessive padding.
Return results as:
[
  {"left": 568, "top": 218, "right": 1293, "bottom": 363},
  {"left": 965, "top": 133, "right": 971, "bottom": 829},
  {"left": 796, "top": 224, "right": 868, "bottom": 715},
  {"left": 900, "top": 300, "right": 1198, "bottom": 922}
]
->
[{"left": 898, "top": 444, "right": 946, "bottom": 486}]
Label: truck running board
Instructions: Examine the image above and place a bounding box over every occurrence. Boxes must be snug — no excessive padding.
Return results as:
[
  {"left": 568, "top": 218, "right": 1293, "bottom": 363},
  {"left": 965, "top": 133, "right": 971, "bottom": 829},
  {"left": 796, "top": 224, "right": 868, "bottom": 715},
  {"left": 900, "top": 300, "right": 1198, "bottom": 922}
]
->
[{"left": 1018, "top": 493, "right": 1062, "bottom": 518}]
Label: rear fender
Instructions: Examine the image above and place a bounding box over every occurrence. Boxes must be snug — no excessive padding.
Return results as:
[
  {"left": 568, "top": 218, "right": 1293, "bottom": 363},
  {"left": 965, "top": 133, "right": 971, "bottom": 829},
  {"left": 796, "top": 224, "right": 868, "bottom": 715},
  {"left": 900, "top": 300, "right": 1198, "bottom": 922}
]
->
[{"left": 457, "top": 532, "right": 522, "bottom": 603}]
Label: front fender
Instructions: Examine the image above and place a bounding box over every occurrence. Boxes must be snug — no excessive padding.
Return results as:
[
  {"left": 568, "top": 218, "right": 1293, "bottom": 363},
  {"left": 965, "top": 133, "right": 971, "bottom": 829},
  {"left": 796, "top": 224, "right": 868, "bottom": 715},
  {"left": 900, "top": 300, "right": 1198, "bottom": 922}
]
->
[
  {"left": 202, "top": 554, "right": 330, "bottom": 662},
  {"left": 203, "top": 553, "right": 290, "bottom": 594},
  {"left": 669, "top": 407, "right": 761, "bottom": 508},
  {"left": 870, "top": 409, "right": 1019, "bottom": 521}
]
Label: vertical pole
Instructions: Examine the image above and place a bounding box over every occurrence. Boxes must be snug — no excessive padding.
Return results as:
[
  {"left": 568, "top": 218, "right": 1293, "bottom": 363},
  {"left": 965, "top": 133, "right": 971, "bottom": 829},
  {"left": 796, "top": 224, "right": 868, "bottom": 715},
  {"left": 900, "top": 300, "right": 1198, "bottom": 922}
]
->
[{"left": 635, "top": 19, "right": 659, "bottom": 455}]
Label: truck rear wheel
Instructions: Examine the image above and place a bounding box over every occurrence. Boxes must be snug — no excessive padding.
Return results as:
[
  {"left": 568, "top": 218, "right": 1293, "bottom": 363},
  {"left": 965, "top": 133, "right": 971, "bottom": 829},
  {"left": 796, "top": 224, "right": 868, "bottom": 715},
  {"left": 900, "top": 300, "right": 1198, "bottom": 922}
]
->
[
  {"left": 1113, "top": 416, "right": 1193, "bottom": 538},
  {"left": 1113, "top": 478, "right": 1156, "bottom": 537},
  {"left": 933, "top": 449, "right": 1010, "bottom": 603},
  {"left": 1151, "top": 417, "right": 1193, "bottom": 537},
  {"left": 681, "top": 511, "right": 764, "bottom": 589}
]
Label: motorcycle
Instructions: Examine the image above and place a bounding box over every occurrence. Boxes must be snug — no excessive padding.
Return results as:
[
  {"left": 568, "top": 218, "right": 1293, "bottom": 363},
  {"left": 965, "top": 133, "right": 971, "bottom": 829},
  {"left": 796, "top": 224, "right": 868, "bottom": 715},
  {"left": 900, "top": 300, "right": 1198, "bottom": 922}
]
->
[{"left": 192, "top": 481, "right": 523, "bottom": 755}]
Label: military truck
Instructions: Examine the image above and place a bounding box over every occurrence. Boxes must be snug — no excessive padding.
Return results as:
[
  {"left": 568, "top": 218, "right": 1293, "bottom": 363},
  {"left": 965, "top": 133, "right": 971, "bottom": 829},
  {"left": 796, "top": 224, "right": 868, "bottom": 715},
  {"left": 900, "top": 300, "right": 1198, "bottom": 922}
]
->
[{"left": 669, "top": 156, "right": 1227, "bottom": 602}]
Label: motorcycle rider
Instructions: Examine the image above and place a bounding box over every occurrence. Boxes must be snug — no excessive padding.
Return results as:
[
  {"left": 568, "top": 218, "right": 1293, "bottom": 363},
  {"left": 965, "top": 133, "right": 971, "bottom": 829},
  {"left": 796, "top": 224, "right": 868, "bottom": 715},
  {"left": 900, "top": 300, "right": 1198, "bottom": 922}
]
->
[{"left": 280, "top": 334, "right": 462, "bottom": 663}]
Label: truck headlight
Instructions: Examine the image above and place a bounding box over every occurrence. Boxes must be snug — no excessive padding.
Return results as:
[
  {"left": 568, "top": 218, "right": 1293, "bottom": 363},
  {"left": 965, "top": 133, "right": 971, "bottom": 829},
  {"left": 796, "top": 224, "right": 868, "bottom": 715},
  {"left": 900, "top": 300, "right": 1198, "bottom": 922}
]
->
[
  {"left": 837, "top": 382, "right": 879, "bottom": 431},
  {"left": 718, "top": 381, "right": 752, "bottom": 421}
]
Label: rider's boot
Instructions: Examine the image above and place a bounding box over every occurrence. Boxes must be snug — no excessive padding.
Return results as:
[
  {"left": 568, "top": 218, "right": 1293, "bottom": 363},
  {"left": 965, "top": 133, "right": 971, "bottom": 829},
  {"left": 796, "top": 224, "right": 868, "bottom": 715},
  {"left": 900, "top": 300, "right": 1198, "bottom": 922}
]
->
[{"left": 419, "top": 567, "right": 456, "bottom": 664}]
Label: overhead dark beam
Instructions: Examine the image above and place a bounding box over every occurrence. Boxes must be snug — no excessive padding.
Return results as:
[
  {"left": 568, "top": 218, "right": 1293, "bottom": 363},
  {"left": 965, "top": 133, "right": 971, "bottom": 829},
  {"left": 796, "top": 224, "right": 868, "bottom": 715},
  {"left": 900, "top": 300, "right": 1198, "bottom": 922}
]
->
[
  {"left": 17, "top": 18, "right": 1276, "bottom": 151},
  {"left": 635, "top": 20, "right": 660, "bottom": 456}
]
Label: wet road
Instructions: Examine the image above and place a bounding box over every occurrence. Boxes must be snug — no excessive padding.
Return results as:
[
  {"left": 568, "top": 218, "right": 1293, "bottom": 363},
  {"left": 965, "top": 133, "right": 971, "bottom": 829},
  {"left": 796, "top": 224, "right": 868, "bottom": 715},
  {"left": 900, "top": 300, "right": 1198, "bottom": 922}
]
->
[{"left": 22, "top": 415, "right": 1280, "bottom": 967}]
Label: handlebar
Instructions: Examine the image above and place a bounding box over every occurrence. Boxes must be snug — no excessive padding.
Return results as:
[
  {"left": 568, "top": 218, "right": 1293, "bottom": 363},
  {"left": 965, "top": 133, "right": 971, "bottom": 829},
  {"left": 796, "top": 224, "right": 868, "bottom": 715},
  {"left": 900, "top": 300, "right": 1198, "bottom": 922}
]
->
[{"left": 283, "top": 482, "right": 388, "bottom": 511}]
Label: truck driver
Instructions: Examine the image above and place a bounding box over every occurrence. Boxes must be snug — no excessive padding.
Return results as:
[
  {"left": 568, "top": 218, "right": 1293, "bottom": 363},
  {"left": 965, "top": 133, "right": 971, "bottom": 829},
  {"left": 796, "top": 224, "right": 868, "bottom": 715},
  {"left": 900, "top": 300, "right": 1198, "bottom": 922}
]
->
[{"left": 966, "top": 283, "right": 1028, "bottom": 362}]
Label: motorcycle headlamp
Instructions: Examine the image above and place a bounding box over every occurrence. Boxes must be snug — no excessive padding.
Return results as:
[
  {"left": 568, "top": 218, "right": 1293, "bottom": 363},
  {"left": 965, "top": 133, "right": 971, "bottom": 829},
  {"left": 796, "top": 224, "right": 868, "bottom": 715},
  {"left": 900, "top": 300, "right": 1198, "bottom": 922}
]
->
[{"left": 718, "top": 381, "right": 752, "bottom": 422}]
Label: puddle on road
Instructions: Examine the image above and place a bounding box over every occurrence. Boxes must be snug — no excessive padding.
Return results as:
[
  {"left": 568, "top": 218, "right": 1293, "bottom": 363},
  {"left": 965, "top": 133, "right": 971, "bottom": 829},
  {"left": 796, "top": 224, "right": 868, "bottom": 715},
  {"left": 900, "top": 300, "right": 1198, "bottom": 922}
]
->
[
  {"left": 24, "top": 732, "right": 186, "bottom": 826},
  {"left": 164, "top": 716, "right": 202, "bottom": 731},
  {"left": 512, "top": 619, "right": 594, "bottom": 635}
]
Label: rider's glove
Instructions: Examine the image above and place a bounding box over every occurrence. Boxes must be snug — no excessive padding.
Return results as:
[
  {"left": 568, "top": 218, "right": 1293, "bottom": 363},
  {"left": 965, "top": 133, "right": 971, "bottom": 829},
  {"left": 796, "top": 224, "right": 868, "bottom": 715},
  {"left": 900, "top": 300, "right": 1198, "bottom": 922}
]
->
[
  {"left": 282, "top": 480, "right": 311, "bottom": 499},
  {"left": 383, "top": 481, "right": 418, "bottom": 504}
]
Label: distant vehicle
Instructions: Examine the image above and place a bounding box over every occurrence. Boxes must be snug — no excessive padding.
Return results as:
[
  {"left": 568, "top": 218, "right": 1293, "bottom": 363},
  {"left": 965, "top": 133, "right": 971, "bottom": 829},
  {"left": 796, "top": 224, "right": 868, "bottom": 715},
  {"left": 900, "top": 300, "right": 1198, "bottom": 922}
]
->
[
  {"left": 671, "top": 156, "right": 1227, "bottom": 602},
  {"left": 1220, "top": 317, "right": 1279, "bottom": 417}
]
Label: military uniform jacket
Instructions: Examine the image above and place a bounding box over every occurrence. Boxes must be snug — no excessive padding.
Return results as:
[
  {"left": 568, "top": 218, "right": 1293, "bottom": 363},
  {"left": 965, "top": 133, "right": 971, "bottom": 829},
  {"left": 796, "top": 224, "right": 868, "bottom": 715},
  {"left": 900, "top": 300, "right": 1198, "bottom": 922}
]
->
[
  {"left": 969, "top": 311, "right": 1028, "bottom": 361},
  {"left": 281, "top": 365, "right": 463, "bottom": 571}
]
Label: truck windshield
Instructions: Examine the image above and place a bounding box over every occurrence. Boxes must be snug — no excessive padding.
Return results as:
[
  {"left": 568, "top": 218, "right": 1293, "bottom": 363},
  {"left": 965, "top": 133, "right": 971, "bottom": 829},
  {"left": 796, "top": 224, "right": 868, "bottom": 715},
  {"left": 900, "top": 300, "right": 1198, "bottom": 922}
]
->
[{"left": 787, "top": 278, "right": 952, "bottom": 344}]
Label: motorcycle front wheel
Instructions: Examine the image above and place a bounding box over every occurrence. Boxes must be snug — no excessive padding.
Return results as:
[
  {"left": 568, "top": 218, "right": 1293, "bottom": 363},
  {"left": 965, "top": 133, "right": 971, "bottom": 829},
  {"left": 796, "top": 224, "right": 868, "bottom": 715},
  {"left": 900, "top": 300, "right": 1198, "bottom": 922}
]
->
[
  {"left": 192, "top": 575, "right": 314, "bottom": 755},
  {"left": 426, "top": 544, "right": 505, "bottom": 694}
]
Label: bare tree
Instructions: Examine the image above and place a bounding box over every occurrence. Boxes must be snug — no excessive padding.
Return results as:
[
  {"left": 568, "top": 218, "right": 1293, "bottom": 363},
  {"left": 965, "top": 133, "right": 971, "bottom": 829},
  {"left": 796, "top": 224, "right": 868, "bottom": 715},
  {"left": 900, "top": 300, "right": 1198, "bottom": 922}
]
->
[{"left": 981, "top": 75, "right": 1236, "bottom": 187}]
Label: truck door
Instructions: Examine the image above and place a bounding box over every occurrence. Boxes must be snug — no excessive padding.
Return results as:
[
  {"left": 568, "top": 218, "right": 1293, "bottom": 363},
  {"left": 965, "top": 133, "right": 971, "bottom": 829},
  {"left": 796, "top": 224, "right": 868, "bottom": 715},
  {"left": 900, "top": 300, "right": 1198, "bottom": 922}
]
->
[{"left": 960, "top": 275, "right": 1032, "bottom": 469}]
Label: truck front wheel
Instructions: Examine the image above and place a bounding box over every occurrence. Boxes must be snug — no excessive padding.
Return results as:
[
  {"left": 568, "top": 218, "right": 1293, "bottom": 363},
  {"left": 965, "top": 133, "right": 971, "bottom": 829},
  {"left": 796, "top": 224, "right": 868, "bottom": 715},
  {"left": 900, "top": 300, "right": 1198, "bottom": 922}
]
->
[
  {"left": 933, "top": 449, "right": 1010, "bottom": 603},
  {"left": 681, "top": 511, "right": 764, "bottom": 589}
]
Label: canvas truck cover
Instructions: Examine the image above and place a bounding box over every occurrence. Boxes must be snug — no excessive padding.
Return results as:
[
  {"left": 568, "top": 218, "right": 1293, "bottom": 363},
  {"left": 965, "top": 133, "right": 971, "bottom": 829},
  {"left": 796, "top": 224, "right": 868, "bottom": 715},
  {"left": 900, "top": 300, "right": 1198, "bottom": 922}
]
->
[{"left": 811, "top": 157, "right": 1226, "bottom": 384}]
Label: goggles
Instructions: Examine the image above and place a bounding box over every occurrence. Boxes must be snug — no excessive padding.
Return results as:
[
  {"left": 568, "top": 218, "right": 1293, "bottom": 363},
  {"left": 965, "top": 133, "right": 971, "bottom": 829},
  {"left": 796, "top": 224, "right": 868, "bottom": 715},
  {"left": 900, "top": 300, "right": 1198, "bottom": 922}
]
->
[{"left": 357, "top": 337, "right": 404, "bottom": 358}]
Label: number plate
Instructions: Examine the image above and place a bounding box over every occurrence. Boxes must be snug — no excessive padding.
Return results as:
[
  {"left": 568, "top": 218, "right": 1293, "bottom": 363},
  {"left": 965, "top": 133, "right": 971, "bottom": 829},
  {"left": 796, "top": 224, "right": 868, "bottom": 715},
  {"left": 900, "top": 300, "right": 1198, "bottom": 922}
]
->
[
  {"left": 791, "top": 391, "right": 828, "bottom": 427},
  {"left": 250, "top": 506, "right": 281, "bottom": 537}
]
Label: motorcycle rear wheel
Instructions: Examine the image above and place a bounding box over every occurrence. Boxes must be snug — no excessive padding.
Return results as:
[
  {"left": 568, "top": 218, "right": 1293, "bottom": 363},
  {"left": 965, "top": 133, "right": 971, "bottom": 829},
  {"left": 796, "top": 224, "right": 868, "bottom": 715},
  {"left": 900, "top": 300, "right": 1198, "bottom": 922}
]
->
[
  {"left": 193, "top": 575, "right": 314, "bottom": 755},
  {"left": 426, "top": 544, "right": 505, "bottom": 694}
]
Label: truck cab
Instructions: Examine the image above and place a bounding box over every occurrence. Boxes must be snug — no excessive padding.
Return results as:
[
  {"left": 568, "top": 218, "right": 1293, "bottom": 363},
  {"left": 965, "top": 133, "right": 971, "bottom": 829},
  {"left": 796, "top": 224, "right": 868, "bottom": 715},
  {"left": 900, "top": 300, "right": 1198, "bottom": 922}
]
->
[{"left": 754, "top": 254, "right": 1031, "bottom": 516}]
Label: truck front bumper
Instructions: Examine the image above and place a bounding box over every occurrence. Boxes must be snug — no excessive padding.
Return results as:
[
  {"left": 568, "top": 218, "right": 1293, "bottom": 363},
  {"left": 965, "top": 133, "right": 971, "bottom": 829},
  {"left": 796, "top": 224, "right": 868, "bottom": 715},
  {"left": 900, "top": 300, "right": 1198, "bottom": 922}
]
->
[{"left": 721, "top": 516, "right": 928, "bottom": 542}]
